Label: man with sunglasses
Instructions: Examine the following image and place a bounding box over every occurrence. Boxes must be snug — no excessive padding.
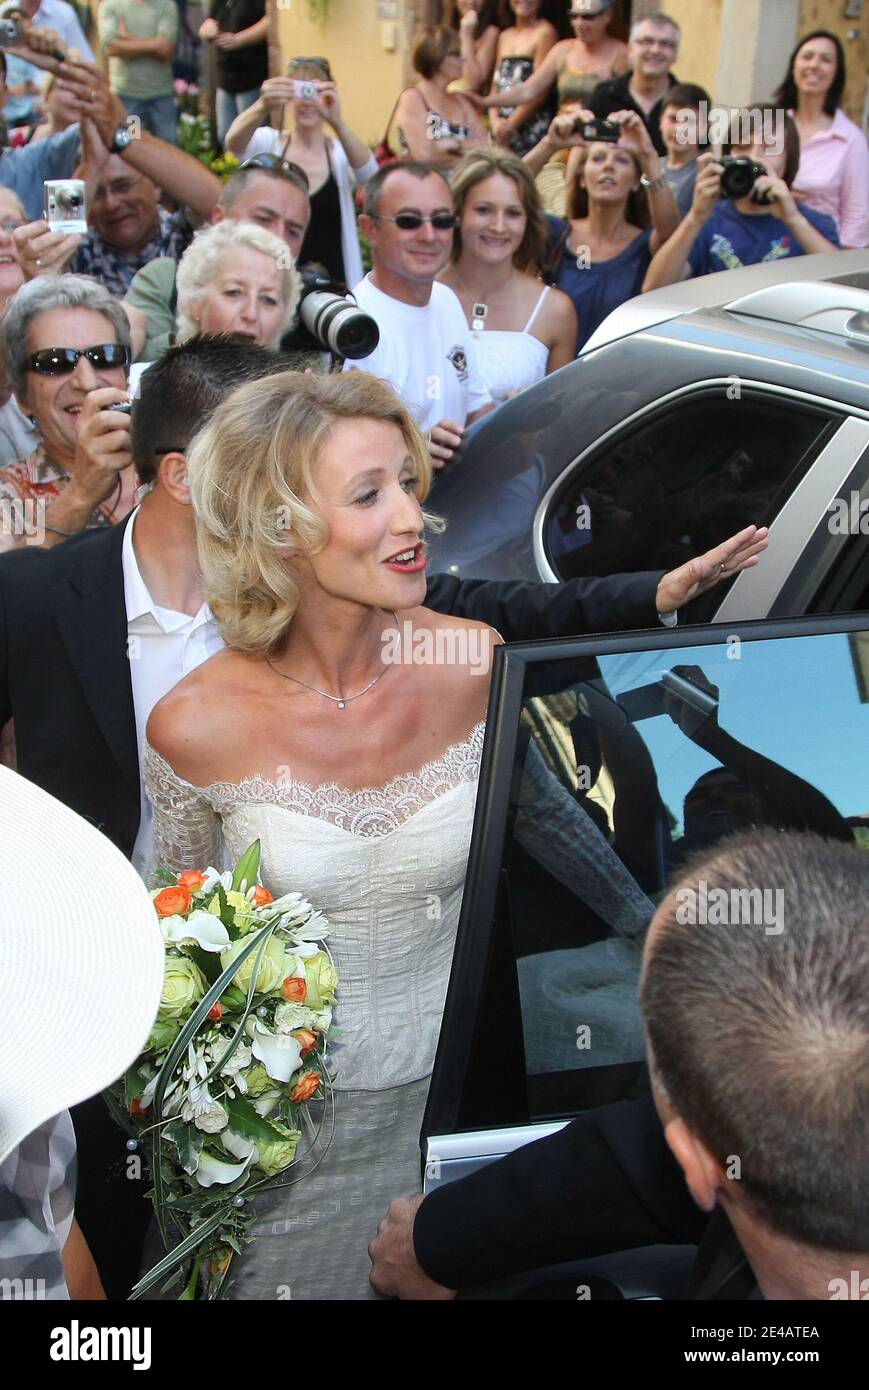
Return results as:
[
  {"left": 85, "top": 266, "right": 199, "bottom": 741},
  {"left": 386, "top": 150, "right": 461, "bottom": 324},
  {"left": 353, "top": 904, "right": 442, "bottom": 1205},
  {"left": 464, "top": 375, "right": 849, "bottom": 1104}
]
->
[
  {"left": 0, "top": 274, "right": 134, "bottom": 551},
  {"left": 124, "top": 152, "right": 311, "bottom": 361},
  {"left": 589, "top": 11, "right": 681, "bottom": 157},
  {"left": 347, "top": 161, "right": 493, "bottom": 467}
]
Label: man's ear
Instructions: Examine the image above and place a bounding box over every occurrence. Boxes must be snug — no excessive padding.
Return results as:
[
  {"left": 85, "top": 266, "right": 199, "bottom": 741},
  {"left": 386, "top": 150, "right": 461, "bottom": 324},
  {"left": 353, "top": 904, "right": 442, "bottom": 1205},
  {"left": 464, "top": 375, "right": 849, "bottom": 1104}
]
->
[
  {"left": 157, "top": 450, "right": 190, "bottom": 504},
  {"left": 663, "top": 1117, "right": 722, "bottom": 1213},
  {"left": 358, "top": 212, "right": 376, "bottom": 242},
  {"left": 211, "top": 203, "right": 226, "bottom": 226}
]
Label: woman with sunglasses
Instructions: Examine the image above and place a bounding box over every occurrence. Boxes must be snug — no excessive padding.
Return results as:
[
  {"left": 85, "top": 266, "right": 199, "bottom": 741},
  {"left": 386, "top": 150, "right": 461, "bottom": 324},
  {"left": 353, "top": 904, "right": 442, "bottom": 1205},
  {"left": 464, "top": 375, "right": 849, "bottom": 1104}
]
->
[
  {"left": 526, "top": 108, "right": 679, "bottom": 352},
  {"left": 199, "top": 0, "right": 269, "bottom": 146},
  {"left": 389, "top": 26, "right": 488, "bottom": 170},
  {"left": 0, "top": 275, "right": 135, "bottom": 552},
  {"left": 224, "top": 58, "right": 378, "bottom": 289},
  {"left": 772, "top": 29, "right": 869, "bottom": 249},
  {"left": 439, "top": 147, "right": 577, "bottom": 401},
  {"left": 475, "top": 2, "right": 628, "bottom": 150}
]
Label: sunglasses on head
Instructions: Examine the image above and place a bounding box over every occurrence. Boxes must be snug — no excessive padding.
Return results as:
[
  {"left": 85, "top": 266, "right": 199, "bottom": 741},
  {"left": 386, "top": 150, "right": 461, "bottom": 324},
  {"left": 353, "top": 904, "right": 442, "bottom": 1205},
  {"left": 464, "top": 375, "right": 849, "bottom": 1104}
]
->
[
  {"left": 27, "top": 344, "right": 130, "bottom": 375},
  {"left": 569, "top": 5, "right": 609, "bottom": 17},
  {"left": 238, "top": 152, "right": 310, "bottom": 192},
  {"left": 376, "top": 212, "right": 457, "bottom": 231}
]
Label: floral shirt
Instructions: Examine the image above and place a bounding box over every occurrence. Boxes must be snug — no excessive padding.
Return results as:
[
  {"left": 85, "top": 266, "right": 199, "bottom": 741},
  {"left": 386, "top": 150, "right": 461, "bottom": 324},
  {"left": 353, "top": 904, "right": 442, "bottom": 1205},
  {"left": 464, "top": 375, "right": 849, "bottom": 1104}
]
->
[
  {"left": 0, "top": 445, "right": 116, "bottom": 552},
  {"left": 70, "top": 205, "right": 194, "bottom": 298}
]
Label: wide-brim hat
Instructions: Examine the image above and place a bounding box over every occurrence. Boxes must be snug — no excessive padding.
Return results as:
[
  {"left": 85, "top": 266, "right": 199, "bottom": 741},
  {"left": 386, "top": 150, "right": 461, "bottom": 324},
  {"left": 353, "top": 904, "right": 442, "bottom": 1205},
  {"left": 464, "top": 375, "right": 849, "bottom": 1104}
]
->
[{"left": 0, "top": 766, "right": 164, "bottom": 1163}]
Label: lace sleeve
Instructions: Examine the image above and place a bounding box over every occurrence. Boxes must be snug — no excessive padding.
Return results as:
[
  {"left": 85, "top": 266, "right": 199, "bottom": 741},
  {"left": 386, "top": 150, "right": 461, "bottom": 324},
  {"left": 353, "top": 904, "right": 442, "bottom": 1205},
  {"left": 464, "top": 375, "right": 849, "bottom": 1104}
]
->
[
  {"left": 143, "top": 742, "right": 223, "bottom": 875},
  {"left": 515, "top": 739, "right": 654, "bottom": 939}
]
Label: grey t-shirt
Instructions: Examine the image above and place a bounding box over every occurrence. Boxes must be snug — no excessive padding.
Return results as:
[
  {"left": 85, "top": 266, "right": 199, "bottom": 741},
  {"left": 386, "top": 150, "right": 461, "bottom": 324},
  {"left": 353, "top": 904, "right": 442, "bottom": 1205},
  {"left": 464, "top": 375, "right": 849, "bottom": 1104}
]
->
[{"left": 665, "top": 158, "right": 699, "bottom": 219}]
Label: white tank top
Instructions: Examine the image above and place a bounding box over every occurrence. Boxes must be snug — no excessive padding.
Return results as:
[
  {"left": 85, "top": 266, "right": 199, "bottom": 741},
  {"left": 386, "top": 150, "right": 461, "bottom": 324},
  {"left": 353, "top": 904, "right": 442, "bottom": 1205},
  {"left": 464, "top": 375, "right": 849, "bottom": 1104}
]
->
[{"left": 473, "top": 286, "right": 551, "bottom": 404}]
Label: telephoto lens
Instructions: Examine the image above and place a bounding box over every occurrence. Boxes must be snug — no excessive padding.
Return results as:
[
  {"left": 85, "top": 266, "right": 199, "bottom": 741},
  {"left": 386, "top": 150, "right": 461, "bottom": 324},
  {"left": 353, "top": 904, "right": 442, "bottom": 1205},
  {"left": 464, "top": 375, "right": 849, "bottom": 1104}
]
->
[{"left": 295, "top": 265, "right": 380, "bottom": 359}]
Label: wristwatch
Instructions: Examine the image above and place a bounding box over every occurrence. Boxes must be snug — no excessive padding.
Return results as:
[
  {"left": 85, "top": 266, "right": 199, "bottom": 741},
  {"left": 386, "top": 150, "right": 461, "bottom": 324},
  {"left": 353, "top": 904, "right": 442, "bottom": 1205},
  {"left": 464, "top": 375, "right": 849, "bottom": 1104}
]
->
[
  {"left": 640, "top": 170, "right": 668, "bottom": 194},
  {"left": 110, "top": 124, "right": 135, "bottom": 154}
]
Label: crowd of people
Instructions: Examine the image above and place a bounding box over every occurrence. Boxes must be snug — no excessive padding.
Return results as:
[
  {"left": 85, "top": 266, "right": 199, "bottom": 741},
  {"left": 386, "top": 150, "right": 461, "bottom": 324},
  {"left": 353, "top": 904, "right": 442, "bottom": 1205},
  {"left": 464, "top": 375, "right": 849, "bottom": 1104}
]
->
[{"left": 0, "top": 0, "right": 867, "bottom": 1309}]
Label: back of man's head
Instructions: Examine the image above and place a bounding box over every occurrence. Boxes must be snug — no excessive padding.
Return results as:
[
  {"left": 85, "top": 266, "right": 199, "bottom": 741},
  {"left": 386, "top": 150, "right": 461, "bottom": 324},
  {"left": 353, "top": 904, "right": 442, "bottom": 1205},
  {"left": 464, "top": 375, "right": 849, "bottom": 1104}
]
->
[
  {"left": 640, "top": 831, "right": 869, "bottom": 1254},
  {"left": 131, "top": 335, "right": 297, "bottom": 484}
]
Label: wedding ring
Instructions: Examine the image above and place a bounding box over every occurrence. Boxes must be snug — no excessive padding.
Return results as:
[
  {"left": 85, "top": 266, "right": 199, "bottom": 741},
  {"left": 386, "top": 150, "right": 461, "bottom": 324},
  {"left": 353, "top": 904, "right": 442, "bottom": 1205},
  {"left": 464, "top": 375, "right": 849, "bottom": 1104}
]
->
[
  {"left": 719, "top": 562, "right": 727, "bottom": 572},
  {"left": 35, "top": 258, "right": 43, "bottom": 267}
]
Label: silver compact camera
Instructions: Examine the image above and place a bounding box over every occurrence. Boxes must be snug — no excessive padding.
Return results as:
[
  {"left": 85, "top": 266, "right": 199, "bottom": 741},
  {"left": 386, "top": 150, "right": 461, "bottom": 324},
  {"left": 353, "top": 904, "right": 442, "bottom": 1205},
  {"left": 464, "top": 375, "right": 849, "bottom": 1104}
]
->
[{"left": 44, "top": 179, "right": 88, "bottom": 235}]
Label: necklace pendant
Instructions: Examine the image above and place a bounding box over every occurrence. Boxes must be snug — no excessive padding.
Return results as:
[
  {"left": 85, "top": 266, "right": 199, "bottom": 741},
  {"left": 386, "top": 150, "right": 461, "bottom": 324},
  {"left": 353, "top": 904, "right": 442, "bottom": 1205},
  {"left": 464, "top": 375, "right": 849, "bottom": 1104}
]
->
[
  {"left": 337, "top": 700, "right": 346, "bottom": 709},
  {"left": 471, "top": 302, "right": 487, "bottom": 332}
]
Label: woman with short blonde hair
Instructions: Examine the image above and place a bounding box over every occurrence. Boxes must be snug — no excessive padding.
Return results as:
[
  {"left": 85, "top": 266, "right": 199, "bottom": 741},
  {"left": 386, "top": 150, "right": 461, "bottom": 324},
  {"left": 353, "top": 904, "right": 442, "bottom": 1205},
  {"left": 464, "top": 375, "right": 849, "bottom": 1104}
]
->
[
  {"left": 187, "top": 368, "right": 438, "bottom": 654},
  {"left": 175, "top": 219, "right": 301, "bottom": 348}
]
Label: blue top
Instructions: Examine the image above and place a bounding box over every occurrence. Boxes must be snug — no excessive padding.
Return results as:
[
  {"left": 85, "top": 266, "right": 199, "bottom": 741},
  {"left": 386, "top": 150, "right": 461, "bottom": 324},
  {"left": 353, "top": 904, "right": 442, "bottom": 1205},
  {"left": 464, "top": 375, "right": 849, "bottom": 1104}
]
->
[
  {"left": 0, "top": 126, "right": 81, "bottom": 220},
  {"left": 688, "top": 199, "right": 840, "bottom": 275},
  {"left": 547, "top": 215, "right": 654, "bottom": 353}
]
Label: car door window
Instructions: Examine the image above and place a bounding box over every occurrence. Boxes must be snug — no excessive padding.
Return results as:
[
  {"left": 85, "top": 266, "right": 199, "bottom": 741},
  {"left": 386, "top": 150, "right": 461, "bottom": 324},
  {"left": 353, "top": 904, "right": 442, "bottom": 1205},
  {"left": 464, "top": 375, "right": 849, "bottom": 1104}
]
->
[
  {"left": 545, "top": 390, "right": 839, "bottom": 623},
  {"left": 426, "top": 618, "right": 869, "bottom": 1141}
]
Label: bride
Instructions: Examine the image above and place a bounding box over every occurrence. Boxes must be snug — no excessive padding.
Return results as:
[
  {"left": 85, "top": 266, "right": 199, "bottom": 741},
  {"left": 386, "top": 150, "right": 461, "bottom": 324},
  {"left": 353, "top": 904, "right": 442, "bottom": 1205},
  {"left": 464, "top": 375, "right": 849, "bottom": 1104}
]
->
[
  {"left": 144, "top": 369, "right": 495, "bottom": 1300},
  {"left": 144, "top": 368, "right": 767, "bottom": 1300}
]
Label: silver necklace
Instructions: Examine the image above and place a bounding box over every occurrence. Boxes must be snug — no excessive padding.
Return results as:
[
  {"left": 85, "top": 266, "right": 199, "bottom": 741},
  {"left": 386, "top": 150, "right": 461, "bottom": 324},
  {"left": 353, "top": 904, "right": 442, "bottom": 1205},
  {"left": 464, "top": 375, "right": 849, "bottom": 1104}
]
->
[
  {"left": 266, "top": 612, "right": 399, "bottom": 710},
  {"left": 455, "top": 266, "right": 515, "bottom": 332}
]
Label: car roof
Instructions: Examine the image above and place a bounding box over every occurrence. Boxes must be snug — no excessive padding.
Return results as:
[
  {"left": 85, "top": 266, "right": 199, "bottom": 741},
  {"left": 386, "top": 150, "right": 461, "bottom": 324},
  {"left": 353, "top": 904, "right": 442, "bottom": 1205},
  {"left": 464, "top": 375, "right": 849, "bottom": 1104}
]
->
[{"left": 582, "top": 248, "right": 869, "bottom": 354}]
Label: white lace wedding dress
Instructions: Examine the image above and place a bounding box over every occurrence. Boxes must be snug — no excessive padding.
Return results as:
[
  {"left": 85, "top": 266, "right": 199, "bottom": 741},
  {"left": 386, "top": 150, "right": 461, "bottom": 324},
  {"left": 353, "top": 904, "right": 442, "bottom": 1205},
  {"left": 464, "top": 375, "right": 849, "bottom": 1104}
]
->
[{"left": 143, "top": 723, "right": 485, "bottom": 1301}]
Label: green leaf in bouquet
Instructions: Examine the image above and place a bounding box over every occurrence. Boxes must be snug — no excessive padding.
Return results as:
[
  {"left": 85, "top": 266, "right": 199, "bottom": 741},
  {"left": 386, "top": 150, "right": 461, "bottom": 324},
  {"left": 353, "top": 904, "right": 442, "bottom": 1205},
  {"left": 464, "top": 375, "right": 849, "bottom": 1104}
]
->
[
  {"left": 124, "top": 1064, "right": 147, "bottom": 1108},
  {"left": 213, "top": 883, "right": 240, "bottom": 938},
  {"left": 185, "top": 942, "right": 222, "bottom": 985},
  {"left": 225, "top": 1095, "right": 293, "bottom": 1145},
  {"left": 231, "top": 839, "right": 262, "bottom": 894},
  {"left": 220, "top": 986, "right": 247, "bottom": 1012},
  {"left": 151, "top": 866, "right": 178, "bottom": 888},
  {"left": 164, "top": 1120, "right": 204, "bottom": 1176}
]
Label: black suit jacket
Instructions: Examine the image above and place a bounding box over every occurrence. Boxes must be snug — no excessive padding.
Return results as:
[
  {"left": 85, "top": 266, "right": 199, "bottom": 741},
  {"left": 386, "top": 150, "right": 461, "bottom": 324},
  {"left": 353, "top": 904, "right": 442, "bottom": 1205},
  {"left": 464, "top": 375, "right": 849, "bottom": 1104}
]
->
[
  {"left": 414, "top": 1095, "right": 759, "bottom": 1300},
  {"left": 0, "top": 518, "right": 662, "bottom": 1296}
]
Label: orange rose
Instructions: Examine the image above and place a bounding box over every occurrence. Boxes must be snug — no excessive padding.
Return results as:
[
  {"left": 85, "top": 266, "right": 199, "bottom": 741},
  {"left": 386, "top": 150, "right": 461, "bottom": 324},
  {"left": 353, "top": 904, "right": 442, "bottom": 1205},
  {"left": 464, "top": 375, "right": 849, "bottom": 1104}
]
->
[
  {"left": 178, "top": 870, "right": 207, "bottom": 893},
  {"left": 208, "top": 1002, "right": 222, "bottom": 1022},
  {"left": 252, "top": 885, "right": 274, "bottom": 906},
  {"left": 290, "top": 1071, "right": 321, "bottom": 1103},
  {"left": 292, "top": 1028, "right": 318, "bottom": 1057},
  {"left": 281, "top": 976, "right": 307, "bottom": 1002},
  {"left": 209, "top": 1248, "right": 232, "bottom": 1276},
  {"left": 154, "top": 885, "right": 192, "bottom": 917}
]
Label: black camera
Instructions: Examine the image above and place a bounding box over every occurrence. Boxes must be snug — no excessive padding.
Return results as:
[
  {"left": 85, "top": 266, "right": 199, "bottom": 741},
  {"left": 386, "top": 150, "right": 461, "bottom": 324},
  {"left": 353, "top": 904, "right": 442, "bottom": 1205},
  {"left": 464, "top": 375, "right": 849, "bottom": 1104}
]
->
[
  {"left": 572, "top": 116, "right": 621, "bottom": 143},
  {"left": 719, "top": 156, "right": 772, "bottom": 204},
  {"left": 284, "top": 264, "right": 379, "bottom": 360}
]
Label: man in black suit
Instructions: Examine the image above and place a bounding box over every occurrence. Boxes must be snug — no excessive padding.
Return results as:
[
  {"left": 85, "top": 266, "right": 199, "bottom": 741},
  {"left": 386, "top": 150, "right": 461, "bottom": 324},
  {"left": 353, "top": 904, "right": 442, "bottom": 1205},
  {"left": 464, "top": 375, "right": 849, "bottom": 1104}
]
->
[
  {"left": 0, "top": 335, "right": 764, "bottom": 1295},
  {"left": 370, "top": 831, "right": 869, "bottom": 1300}
]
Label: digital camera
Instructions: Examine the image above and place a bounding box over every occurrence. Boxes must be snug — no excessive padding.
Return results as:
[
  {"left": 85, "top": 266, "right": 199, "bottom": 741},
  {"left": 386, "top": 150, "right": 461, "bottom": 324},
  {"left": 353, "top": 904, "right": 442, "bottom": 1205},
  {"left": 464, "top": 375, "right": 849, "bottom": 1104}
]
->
[
  {"left": 572, "top": 117, "right": 621, "bottom": 144},
  {"left": 719, "top": 156, "right": 772, "bottom": 204},
  {"left": 293, "top": 79, "right": 318, "bottom": 101}
]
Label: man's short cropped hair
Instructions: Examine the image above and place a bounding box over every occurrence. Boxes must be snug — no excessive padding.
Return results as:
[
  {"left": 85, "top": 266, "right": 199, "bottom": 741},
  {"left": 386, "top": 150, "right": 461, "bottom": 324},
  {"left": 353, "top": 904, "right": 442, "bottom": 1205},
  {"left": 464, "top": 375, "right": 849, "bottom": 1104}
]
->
[
  {"left": 217, "top": 160, "right": 310, "bottom": 211},
  {"left": 629, "top": 12, "right": 681, "bottom": 45},
  {"left": 641, "top": 831, "right": 869, "bottom": 1254},
  {"left": 130, "top": 335, "right": 296, "bottom": 486},
  {"left": 362, "top": 161, "right": 452, "bottom": 220},
  {"left": 662, "top": 82, "right": 710, "bottom": 114}
]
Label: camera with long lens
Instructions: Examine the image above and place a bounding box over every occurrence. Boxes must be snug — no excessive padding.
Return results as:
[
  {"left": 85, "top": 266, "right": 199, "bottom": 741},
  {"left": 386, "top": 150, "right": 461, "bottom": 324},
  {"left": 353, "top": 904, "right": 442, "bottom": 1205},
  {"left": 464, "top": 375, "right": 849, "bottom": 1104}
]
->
[
  {"left": 719, "top": 156, "right": 772, "bottom": 204},
  {"left": 283, "top": 264, "right": 380, "bottom": 360}
]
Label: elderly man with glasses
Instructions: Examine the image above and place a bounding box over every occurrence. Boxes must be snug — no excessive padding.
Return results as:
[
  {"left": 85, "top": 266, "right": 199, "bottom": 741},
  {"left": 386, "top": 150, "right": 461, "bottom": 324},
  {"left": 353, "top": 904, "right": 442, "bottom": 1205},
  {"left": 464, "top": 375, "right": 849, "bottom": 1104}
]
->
[
  {"left": 588, "top": 10, "right": 681, "bottom": 157},
  {"left": 0, "top": 275, "right": 134, "bottom": 551},
  {"left": 345, "top": 160, "right": 493, "bottom": 468}
]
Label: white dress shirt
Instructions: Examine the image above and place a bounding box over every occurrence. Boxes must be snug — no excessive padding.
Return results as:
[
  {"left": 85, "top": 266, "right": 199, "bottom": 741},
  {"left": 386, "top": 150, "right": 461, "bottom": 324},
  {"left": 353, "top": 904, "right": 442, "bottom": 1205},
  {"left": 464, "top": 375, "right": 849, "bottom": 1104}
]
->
[{"left": 123, "top": 509, "right": 223, "bottom": 880}]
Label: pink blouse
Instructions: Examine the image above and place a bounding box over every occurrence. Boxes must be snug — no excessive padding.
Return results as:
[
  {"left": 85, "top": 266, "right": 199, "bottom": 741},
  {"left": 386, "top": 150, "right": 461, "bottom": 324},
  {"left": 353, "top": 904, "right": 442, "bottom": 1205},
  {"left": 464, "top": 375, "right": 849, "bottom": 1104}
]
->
[{"left": 792, "top": 107, "right": 869, "bottom": 248}]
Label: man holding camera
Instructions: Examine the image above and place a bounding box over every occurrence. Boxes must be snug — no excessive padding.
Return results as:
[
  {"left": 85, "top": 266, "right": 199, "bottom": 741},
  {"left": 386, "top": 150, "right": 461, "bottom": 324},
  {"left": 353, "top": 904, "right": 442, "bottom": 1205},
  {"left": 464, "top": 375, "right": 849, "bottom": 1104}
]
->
[
  {"left": 643, "top": 113, "right": 840, "bottom": 290},
  {"left": 589, "top": 12, "right": 681, "bottom": 158}
]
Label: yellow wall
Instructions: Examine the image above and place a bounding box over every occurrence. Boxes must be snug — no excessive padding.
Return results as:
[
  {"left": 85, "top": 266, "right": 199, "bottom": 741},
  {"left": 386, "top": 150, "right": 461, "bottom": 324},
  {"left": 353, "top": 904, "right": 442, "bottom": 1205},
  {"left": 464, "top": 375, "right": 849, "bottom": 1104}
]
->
[
  {"left": 274, "top": 0, "right": 409, "bottom": 146},
  {"left": 662, "top": 0, "right": 724, "bottom": 101}
]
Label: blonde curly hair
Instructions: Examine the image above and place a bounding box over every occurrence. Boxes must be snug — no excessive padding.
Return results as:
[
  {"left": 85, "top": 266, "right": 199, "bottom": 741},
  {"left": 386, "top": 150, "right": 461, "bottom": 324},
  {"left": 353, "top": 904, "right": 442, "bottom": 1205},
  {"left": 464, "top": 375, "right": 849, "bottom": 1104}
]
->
[
  {"left": 175, "top": 219, "right": 301, "bottom": 346},
  {"left": 187, "top": 370, "right": 441, "bottom": 655}
]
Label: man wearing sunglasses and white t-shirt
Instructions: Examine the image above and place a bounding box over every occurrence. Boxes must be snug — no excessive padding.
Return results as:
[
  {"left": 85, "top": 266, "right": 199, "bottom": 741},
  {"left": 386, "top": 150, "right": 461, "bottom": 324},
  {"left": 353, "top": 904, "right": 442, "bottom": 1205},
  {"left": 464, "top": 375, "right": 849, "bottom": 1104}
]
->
[
  {"left": 0, "top": 276, "right": 134, "bottom": 551},
  {"left": 345, "top": 161, "right": 494, "bottom": 467}
]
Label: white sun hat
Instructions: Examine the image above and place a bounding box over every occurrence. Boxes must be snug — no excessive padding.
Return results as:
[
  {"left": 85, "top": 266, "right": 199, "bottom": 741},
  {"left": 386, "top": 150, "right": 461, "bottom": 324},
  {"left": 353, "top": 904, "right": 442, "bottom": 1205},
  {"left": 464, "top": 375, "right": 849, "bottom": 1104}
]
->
[{"left": 0, "top": 765, "right": 165, "bottom": 1164}]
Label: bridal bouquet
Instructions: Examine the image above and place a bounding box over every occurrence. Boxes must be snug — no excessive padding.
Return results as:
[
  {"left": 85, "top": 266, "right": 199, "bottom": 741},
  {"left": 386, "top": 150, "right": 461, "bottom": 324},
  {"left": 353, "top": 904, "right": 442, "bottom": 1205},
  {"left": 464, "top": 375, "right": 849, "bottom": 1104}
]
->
[{"left": 107, "top": 840, "right": 337, "bottom": 1300}]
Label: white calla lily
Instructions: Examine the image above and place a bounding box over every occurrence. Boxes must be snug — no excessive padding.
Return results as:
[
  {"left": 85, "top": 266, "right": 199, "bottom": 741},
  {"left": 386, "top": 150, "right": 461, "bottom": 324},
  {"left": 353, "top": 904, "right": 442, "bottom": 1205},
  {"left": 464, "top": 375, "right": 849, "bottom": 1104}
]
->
[
  {"left": 249, "top": 1020, "right": 302, "bottom": 1082},
  {"left": 161, "top": 909, "right": 231, "bottom": 953},
  {"left": 194, "top": 1150, "right": 254, "bottom": 1187},
  {"left": 220, "top": 1129, "right": 258, "bottom": 1162}
]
